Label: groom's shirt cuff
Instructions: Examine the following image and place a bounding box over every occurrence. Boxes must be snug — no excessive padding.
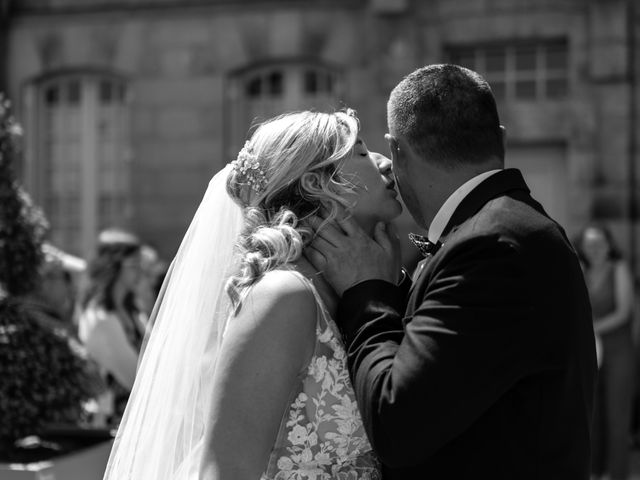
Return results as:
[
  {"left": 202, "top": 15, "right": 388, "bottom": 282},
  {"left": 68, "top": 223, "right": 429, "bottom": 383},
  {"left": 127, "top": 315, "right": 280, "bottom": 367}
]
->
[{"left": 337, "top": 279, "right": 406, "bottom": 345}]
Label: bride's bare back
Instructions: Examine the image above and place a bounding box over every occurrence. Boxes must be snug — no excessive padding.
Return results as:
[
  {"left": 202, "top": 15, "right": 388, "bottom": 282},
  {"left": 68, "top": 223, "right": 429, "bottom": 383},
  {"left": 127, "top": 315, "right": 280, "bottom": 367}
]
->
[{"left": 200, "top": 267, "right": 379, "bottom": 479}]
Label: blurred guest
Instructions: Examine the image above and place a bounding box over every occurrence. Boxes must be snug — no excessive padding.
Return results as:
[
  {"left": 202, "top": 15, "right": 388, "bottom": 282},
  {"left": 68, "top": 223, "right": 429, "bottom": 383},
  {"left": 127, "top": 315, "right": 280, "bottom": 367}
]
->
[
  {"left": 576, "top": 224, "right": 635, "bottom": 480},
  {"left": 20, "top": 245, "right": 78, "bottom": 336},
  {"left": 18, "top": 246, "right": 106, "bottom": 426},
  {"left": 78, "top": 228, "right": 146, "bottom": 425},
  {"left": 41, "top": 243, "right": 88, "bottom": 331},
  {"left": 136, "top": 243, "right": 167, "bottom": 317}
]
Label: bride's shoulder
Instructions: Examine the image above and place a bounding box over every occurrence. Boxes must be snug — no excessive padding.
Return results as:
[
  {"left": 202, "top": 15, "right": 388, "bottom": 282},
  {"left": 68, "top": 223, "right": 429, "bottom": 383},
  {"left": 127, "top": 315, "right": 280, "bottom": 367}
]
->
[
  {"left": 235, "top": 269, "right": 318, "bottom": 328},
  {"left": 225, "top": 269, "right": 318, "bottom": 367},
  {"left": 257, "top": 268, "right": 315, "bottom": 293}
]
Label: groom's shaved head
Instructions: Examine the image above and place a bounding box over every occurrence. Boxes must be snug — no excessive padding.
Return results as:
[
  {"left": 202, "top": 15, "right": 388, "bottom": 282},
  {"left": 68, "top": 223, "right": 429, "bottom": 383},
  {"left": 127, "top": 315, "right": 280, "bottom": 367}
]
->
[{"left": 387, "top": 64, "right": 504, "bottom": 168}]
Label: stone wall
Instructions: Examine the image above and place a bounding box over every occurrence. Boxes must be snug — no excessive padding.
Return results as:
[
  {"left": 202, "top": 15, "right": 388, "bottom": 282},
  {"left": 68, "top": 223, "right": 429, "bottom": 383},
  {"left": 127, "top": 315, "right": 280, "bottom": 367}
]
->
[
  {"left": 7, "top": 2, "right": 377, "bottom": 256},
  {"left": 5, "top": 0, "right": 640, "bottom": 267}
]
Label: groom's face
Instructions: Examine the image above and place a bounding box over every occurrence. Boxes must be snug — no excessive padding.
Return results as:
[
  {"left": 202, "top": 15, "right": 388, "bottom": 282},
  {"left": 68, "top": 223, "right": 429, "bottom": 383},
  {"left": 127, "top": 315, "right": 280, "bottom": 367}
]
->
[{"left": 385, "top": 134, "right": 427, "bottom": 228}]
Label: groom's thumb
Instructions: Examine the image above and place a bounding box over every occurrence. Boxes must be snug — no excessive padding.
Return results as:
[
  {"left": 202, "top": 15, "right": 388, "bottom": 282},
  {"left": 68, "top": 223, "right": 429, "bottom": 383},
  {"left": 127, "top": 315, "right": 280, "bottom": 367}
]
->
[{"left": 373, "top": 222, "right": 390, "bottom": 249}]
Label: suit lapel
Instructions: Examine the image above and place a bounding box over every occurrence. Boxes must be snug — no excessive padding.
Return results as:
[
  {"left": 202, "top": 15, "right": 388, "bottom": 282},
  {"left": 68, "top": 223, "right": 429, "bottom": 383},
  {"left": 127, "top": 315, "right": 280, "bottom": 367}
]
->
[
  {"left": 441, "top": 168, "right": 530, "bottom": 238},
  {"left": 406, "top": 169, "right": 532, "bottom": 313}
]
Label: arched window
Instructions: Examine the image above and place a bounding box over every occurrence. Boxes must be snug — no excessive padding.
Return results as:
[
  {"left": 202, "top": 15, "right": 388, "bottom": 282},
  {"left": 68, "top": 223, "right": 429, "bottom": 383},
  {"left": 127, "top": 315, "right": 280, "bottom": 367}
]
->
[
  {"left": 227, "top": 63, "right": 343, "bottom": 160},
  {"left": 23, "top": 74, "right": 131, "bottom": 256}
]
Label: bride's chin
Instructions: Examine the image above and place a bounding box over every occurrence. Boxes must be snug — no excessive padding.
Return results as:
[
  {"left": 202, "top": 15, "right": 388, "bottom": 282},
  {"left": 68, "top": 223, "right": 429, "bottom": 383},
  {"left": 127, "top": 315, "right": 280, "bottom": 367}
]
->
[{"left": 386, "top": 199, "right": 404, "bottom": 220}]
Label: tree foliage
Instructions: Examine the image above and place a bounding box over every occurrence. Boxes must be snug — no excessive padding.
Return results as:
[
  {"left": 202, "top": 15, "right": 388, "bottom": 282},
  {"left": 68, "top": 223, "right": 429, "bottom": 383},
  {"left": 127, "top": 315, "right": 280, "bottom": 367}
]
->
[
  {"left": 0, "top": 93, "right": 48, "bottom": 297},
  {"left": 0, "top": 94, "right": 103, "bottom": 457}
]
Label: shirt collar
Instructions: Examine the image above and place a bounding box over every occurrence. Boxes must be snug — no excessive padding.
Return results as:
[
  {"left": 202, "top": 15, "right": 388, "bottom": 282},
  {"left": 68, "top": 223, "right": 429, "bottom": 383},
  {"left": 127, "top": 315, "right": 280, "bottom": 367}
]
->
[{"left": 427, "top": 169, "right": 502, "bottom": 243}]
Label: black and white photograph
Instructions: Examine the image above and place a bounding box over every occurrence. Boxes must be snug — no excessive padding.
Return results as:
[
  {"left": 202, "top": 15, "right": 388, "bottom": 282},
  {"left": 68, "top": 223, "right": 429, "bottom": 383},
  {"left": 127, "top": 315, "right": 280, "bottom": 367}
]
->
[{"left": 0, "top": 0, "right": 639, "bottom": 479}]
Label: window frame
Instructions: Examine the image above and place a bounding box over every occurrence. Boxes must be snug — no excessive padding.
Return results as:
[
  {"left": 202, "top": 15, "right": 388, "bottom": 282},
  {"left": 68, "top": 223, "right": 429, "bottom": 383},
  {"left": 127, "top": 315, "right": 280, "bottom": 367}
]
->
[
  {"left": 446, "top": 39, "right": 570, "bottom": 102},
  {"left": 225, "top": 61, "right": 344, "bottom": 162},
  {"left": 22, "top": 71, "right": 132, "bottom": 257}
]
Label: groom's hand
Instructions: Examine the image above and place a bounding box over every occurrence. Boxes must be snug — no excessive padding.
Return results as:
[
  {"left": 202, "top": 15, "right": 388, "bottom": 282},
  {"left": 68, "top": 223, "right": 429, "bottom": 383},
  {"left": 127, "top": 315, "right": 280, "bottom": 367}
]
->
[{"left": 305, "top": 216, "right": 400, "bottom": 297}]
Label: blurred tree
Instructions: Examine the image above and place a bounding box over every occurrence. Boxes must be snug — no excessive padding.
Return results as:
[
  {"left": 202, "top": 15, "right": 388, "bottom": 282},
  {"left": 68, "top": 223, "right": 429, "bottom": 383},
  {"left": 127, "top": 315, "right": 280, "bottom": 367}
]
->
[
  {"left": 0, "top": 93, "right": 47, "bottom": 296},
  {"left": 0, "top": 94, "right": 103, "bottom": 459}
]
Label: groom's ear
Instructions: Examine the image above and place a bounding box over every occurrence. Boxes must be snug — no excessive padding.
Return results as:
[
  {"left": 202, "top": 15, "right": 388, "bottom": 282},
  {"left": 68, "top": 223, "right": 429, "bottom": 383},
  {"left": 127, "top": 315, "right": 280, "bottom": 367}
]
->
[{"left": 384, "top": 134, "right": 400, "bottom": 163}]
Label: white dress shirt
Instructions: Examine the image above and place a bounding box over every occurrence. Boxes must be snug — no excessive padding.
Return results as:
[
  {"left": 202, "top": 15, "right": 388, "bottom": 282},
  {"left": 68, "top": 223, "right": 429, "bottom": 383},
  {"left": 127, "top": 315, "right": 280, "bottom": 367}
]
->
[{"left": 427, "top": 169, "right": 502, "bottom": 244}]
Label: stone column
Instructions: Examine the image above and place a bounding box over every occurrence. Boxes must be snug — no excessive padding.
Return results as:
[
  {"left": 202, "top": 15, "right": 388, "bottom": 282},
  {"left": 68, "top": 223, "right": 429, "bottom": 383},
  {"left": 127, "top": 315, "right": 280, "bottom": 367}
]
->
[
  {"left": 0, "top": 0, "right": 10, "bottom": 95},
  {"left": 587, "top": 0, "right": 636, "bottom": 267},
  {"left": 628, "top": 0, "right": 640, "bottom": 273}
]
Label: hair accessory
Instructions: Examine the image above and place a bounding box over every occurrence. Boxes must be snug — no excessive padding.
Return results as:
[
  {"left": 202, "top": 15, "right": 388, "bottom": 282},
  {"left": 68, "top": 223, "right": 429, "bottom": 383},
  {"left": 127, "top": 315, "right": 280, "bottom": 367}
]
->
[{"left": 230, "top": 141, "right": 267, "bottom": 193}]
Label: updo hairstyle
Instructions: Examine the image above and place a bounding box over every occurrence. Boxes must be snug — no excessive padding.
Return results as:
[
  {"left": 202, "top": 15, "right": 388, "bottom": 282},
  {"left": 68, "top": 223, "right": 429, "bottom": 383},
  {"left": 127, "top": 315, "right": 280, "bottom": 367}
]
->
[{"left": 226, "top": 110, "right": 359, "bottom": 310}]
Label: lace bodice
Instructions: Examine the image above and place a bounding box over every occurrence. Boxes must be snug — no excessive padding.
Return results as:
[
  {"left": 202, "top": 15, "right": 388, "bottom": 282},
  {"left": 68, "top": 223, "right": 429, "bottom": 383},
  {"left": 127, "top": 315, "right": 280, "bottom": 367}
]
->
[{"left": 260, "top": 274, "right": 380, "bottom": 480}]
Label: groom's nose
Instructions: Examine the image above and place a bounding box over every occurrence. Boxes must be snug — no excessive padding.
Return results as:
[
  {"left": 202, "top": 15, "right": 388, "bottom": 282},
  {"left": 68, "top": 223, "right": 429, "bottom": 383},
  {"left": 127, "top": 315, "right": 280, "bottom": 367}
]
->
[{"left": 371, "top": 152, "right": 393, "bottom": 176}]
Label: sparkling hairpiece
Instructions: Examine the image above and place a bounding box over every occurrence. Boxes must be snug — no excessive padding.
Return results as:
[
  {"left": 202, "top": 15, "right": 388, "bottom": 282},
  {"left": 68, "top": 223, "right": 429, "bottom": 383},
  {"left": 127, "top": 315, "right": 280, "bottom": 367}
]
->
[{"left": 230, "top": 141, "right": 267, "bottom": 193}]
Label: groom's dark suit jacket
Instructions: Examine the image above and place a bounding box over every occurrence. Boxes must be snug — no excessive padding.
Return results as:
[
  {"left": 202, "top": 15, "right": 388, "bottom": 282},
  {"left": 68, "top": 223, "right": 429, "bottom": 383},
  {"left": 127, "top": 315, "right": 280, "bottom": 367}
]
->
[{"left": 338, "top": 169, "right": 597, "bottom": 479}]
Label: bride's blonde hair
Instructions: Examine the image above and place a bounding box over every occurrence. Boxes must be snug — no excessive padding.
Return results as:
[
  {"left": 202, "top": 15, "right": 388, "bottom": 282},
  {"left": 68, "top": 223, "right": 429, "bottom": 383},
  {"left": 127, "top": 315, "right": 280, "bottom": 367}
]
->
[{"left": 226, "top": 110, "right": 359, "bottom": 310}]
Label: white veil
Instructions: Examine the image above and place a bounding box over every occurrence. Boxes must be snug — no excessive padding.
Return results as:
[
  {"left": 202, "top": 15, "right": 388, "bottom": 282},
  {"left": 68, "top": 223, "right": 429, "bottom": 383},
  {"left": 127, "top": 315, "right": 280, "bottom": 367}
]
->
[{"left": 103, "top": 165, "right": 244, "bottom": 479}]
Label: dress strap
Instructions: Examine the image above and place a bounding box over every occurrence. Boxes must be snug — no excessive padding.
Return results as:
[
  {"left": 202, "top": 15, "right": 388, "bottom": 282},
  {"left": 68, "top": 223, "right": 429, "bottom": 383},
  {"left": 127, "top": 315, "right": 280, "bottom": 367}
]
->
[{"left": 284, "top": 269, "right": 332, "bottom": 328}]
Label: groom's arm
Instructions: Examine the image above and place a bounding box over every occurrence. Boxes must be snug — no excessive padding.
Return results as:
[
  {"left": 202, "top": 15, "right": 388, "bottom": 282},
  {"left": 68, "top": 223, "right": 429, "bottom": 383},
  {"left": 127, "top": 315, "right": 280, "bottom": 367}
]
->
[
  {"left": 336, "top": 268, "right": 412, "bottom": 361},
  {"left": 338, "top": 278, "right": 407, "bottom": 352},
  {"left": 338, "top": 234, "right": 544, "bottom": 468}
]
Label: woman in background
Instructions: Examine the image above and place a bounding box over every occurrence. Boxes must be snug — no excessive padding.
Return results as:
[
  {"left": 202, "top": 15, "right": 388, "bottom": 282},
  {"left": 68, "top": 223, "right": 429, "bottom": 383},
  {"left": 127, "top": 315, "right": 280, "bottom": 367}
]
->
[
  {"left": 577, "top": 224, "right": 635, "bottom": 480},
  {"left": 78, "top": 229, "right": 146, "bottom": 425}
]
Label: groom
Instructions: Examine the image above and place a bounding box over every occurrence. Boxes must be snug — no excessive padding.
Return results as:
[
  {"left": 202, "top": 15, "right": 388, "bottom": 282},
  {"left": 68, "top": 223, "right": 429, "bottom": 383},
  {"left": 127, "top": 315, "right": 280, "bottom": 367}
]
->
[{"left": 307, "top": 65, "right": 597, "bottom": 479}]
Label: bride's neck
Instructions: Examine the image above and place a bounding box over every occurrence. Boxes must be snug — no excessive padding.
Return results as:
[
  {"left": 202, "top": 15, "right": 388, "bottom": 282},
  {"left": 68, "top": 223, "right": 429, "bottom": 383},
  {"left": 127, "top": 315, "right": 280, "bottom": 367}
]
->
[{"left": 294, "top": 256, "right": 339, "bottom": 313}]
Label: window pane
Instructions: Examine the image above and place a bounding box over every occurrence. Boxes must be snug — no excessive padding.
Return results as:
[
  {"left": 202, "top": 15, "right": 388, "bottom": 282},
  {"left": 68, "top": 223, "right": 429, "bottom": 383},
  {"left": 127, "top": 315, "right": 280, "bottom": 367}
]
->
[
  {"left": 546, "top": 78, "right": 568, "bottom": 98},
  {"left": 39, "top": 75, "right": 130, "bottom": 256},
  {"left": 545, "top": 44, "right": 568, "bottom": 71},
  {"left": 115, "top": 83, "right": 126, "bottom": 103},
  {"left": 485, "top": 48, "right": 506, "bottom": 73},
  {"left": 44, "top": 85, "right": 60, "bottom": 107},
  {"left": 515, "top": 79, "right": 537, "bottom": 99},
  {"left": 68, "top": 80, "right": 81, "bottom": 105},
  {"left": 232, "top": 64, "right": 341, "bottom": 166},
  {"left": 246, "top": 76, "right": 262, "bottom": 97},
  {"left": 449, "top": 49, "right": 476, "bottom": 69},
  {"left": 489, "top": 80, "right": 506, "bottom": 99},
  {"left": 515, "top": 45, "right": 537, "bottom": 72},
  {"left": 268, "top": 72, "right": 283, "bottom": 96},
  {"left": 325, "top": 73, "right": 334, "bottom": 93},
  {"left": 304, "top": 70, "right": 318, "bottom": 94},
  {"left": 100, "top": 80, "right": 113, "bottom": 104}
]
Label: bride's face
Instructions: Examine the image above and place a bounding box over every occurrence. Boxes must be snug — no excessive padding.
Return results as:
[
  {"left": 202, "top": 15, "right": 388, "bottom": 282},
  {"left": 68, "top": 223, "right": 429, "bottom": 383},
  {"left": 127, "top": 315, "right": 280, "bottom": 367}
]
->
[{"left": 339, "top": 139, "right": 403, "bottom": 226}]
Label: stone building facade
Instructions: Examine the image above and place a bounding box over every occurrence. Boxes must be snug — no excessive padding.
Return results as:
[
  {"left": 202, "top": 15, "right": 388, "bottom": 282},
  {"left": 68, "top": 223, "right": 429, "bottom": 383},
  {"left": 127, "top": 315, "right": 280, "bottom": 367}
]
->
[{"left": 1, "top": 0, "right": 639, "bottom": 271}]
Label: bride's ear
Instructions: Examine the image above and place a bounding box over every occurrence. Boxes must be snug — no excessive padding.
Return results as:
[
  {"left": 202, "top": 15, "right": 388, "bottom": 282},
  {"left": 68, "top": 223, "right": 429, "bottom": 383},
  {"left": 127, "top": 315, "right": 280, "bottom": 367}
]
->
[{"left": 300, "top": 171, "right": 321, "bottom": 192}]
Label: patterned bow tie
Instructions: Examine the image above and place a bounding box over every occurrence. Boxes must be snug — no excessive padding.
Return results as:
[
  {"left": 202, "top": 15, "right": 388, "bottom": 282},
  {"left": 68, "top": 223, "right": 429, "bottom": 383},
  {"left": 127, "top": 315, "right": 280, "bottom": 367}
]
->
[{"left": 408, "top": 233, "right": 442, "bottom": 258}]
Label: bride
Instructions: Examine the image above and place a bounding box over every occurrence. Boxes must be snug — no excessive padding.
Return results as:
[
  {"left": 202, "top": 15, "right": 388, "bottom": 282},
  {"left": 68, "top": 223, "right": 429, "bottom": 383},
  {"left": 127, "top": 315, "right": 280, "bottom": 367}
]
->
[{"left": 103, "top": 109, "right": 403, "bottom": 479}]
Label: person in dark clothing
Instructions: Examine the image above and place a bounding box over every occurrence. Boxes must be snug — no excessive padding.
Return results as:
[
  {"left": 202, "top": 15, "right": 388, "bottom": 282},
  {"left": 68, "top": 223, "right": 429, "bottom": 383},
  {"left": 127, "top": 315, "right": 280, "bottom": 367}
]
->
[{"left": 576, "top": 224, "right": 635, "bottom": 480}]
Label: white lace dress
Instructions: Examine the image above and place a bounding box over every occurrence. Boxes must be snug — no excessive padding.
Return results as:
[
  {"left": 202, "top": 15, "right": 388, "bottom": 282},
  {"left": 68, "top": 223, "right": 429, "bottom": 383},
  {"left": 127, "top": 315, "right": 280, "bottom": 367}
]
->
[{"left": 259, "top": 275, "right": 381, "bottom": 480}]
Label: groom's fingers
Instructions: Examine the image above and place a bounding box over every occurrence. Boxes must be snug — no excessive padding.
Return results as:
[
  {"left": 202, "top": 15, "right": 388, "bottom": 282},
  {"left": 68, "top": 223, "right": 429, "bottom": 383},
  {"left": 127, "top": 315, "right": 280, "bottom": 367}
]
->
[
  {"left": 304, "top": 245, "right": 326, "bottom": 271},
  {"left": 385, "top": 222, "right": 402, "bottom": 267},
  {"left": 373, "top": 222, "right": 393, "bottom": 252},
  {"left": 318, "top": 204, "right": 334, "bottom": 219},
  {"left": 335, "top": 215, "right": 366, "bottom": 239},
  {"left": 385, "top": 221, "right": 400, "bottom": 247},
  {"left": 307, "top": 216, "right": 339, "bottom": 247},
  {"left": 309, "top": 216, "right": 351, "bottom": 247},
  {"left": 308, "top": 214, "right": 340, "bottom": 235},
  {"left": 310, "top": 235, "right": 336, "bottom": 256}
]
